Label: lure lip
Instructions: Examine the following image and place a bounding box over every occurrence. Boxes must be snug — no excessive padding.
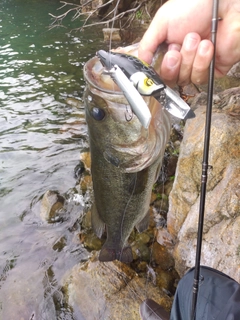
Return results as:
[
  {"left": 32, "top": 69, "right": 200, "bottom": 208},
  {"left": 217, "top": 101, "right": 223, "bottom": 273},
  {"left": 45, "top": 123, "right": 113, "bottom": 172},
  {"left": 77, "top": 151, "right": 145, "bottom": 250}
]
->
[{"left": 163, "top": 87, "right": 196, "bottom": 120}]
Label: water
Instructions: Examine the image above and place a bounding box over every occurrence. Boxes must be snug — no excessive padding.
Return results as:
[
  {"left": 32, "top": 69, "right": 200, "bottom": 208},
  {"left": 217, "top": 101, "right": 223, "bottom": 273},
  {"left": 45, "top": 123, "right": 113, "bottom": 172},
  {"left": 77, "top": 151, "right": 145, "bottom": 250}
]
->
[{"left": 0, "top": 0, "right": 106, "bottom": 318}]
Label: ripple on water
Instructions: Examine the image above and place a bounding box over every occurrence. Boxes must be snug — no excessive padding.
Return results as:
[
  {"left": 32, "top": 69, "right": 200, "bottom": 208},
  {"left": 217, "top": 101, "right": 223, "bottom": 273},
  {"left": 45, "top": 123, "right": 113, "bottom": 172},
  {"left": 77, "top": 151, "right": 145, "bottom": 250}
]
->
[{"left": 0, "top": 0, "right": 105, "bottom": 317}]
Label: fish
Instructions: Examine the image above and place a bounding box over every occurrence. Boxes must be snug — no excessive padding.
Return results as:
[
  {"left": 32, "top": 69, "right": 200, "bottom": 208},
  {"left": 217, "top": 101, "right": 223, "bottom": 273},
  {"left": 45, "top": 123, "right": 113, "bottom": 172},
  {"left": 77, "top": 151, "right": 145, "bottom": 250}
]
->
[{"left": 83, "top": 43, "right": 171, "bottom": 263}]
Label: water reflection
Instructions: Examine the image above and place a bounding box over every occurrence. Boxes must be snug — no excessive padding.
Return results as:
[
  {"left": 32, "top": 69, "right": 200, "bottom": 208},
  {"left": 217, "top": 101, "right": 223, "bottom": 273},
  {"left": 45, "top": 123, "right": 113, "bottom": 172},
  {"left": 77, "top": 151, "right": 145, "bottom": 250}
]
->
[{"left": 0, "top": 0, "right": 106, "bottom": 317}]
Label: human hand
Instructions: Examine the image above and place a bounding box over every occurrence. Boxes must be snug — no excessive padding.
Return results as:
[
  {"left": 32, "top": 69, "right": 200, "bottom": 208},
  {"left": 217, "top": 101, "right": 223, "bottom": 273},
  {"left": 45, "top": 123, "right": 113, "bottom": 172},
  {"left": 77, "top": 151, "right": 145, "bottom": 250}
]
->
[{"left": 138, "top": 0, "right": 240, "bottom": 87}]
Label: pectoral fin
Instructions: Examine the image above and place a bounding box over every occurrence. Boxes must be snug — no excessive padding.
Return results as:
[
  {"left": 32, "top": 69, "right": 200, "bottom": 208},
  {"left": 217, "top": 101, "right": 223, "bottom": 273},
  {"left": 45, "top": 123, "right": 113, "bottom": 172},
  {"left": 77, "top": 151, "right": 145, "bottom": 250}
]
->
[
  {"left": 91, "top": 203, "right": 105, "bottom": 238},
  {"left": 135, "top": 212, "right": 149, "bottom": 233}
]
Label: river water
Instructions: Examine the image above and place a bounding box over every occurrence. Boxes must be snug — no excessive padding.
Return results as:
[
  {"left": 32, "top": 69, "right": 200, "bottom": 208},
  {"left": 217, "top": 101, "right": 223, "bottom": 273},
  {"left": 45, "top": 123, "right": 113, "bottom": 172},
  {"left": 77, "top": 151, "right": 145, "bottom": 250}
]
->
[{"left": 0, "top": 0, "right": 106, "bottom": 318}]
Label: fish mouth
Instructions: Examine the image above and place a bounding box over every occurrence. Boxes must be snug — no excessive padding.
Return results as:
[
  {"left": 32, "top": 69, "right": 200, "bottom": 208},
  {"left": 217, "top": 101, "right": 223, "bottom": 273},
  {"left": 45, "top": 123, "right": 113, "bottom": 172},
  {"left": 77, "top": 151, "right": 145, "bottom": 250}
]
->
[
  {"left": 84, "top": 56, "right": 121, "bottom": 95},
  {"left": 84, "top": 42, "right": 168, "bottom": 95}
]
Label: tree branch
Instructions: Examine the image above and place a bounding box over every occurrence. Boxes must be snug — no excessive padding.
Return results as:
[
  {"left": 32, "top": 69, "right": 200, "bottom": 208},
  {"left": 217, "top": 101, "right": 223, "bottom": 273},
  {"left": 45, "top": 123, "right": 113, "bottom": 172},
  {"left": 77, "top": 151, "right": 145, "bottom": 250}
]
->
[{"left": 48, "top": 0, "right": 148, "bottom": 32}]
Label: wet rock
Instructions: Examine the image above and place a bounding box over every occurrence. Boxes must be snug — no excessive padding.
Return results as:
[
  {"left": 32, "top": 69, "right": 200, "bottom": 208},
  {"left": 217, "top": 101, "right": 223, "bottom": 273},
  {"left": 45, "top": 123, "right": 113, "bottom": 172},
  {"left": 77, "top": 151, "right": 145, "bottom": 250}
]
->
[
  {"left": 154, "top": 196, "right": 169, "bottom": 214},
  {"left": 79, "top": 151, "right": 91, "bottom": 172},
  {"left": 157, "top": 228, "right": 175, "bottom": 249},
  {"left": 79, "top": 174, "right": 92, "bottom": 194},
  {"left": 81, "top": 209, "right": 92, "bottom": 229},
  {"left": 52, "top": 236, "right": 67, "bottom": 252},
  {"left": 62, "top": 255, "right": 173, "bottom": 320},
  {"left": 166, "top": 156, "right": 178, "bottom": 178},
  {"left": 164, "top": 180, "right": 174, "bottom": 197},
  {"left": 40, "top": 190, "right": 65, "bottom": 223},
  {"left": 74, "top": 161, "right": 85, "bottom": 180},
  {"left": 135, "top": 232, "right": 151, "bottom": 245},
  {"left": 65, "top": 97, "right": 83, "bottom": 108},
  {"left": 151, "top": 242, "right": 175, "bottom": 271},
  {"left": 78, "top": 151, "right": 92, "bottom": 193},
  {"left": 167, "top": 94, "right": 240, "bottom": 281},
  {"left": 132, "top": 242, "right": 150, "bottom": 261},
  {"left": 102, "top": 28, "right": 122, "bottom": 42},
  {"left": 154, "top": 267, "right": 178, "bottom": 296},
  {"left": 80, "top": 232, "right": 103, "bottom": 251}
]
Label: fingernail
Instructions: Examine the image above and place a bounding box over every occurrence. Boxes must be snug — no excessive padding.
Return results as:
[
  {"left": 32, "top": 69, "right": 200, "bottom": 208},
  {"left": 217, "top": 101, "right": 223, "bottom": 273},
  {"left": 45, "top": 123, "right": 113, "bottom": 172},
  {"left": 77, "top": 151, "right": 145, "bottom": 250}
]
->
[
  {"left": 168, "top": 43, "right": 181, "bottom": 52},
  {"left": 198, "top": 42, "right": 211, "bottom": 55},
  {"left": 185, "top": 35, "right": 199, "bottom": 51},
  {"left": 166, "top": 54, "right": 179, "bottom": 68}
]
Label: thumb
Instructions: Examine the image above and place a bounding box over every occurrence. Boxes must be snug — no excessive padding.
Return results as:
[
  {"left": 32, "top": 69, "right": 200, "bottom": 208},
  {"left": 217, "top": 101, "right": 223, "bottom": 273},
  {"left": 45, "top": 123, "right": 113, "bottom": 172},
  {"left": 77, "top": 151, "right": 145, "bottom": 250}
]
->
[{"left": 138, "top": 7, "right": 168, "bottom": 64}]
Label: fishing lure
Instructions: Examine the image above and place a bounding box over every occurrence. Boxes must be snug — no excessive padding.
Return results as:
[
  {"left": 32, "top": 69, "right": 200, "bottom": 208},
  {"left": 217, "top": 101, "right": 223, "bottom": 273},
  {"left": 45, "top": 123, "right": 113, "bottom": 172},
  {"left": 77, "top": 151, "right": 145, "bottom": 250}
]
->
[
  {"left": 97, "top": 50, "right": 195, "bottom": 121},
  {"left": 107, "top": 65, "right": 152, "bottom": 129}
]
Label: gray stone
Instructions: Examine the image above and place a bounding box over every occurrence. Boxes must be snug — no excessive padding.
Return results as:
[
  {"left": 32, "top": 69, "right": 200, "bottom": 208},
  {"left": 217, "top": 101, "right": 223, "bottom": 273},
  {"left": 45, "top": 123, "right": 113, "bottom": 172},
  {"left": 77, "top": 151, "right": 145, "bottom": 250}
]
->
[
  {"left": 167, "top": 92, "right": 240, "bottom": 282},
  {"left": 62, "top": 254, "right": 172, "bottom": 319}
]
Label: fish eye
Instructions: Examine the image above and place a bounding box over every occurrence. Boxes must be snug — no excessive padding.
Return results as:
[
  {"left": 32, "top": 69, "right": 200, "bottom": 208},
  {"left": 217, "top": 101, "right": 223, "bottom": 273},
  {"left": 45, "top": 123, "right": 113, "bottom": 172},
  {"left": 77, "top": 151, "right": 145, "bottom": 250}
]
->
[{"left": 90, "top": 107, "right": 105, "bottom": 121}]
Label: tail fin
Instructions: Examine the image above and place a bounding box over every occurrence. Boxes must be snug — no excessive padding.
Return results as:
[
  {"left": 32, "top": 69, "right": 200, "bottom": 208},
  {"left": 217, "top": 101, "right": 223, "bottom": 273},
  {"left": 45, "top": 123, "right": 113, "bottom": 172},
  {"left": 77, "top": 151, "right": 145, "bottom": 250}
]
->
[{"left": 99, "top": 244, "right": 133, "bottom": 263}]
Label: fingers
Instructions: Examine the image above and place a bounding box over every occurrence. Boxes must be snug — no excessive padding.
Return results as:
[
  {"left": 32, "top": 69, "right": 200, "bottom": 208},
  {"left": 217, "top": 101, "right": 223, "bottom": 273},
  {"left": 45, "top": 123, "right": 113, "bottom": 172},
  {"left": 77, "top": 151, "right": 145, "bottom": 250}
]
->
[
  {"left": 191, "top": 40, "right": 214, "bottom": 84},
  {"left": 160, "top": 51, "right": 182, "bottom": 87},
  {"left": 160, "top": 34, "right": 214, "bottom": 86},
  {"left": 178, "top": 33, "right": 201, "bottom": 85},
  {"left": 138, "top": 7, "right": 168, "bottom": 64}
]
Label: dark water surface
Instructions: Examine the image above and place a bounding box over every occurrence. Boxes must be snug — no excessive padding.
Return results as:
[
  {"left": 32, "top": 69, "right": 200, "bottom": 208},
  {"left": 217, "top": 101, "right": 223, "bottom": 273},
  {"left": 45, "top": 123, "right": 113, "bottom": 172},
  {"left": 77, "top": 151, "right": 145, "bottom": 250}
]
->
[{"left": 0, "top": 0, "right": 105, "bottom": 318}]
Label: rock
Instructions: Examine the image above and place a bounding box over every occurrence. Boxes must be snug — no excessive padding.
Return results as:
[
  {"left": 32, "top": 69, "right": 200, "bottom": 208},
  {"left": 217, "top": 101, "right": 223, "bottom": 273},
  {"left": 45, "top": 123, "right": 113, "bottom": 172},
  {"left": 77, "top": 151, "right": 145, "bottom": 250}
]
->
[
  {"left": 80, "top": 232, "right": 103, "bottom": 251},
  {"left": 80, "top": 0, "right": 103, "bottom": 12},
  {"left": 65, "top": 97, "right": 83, "bottom": 108},
  {"left": 151, "top": 242, "right": 175, "bottom": 271},
  {"left": 154, "top": 267, "right": 179, "bottom": 295},
  {"left": 79, "top": 174, "right": 92, "bottom": 194},
  {"left": 132, "top": 242, "right": 150, "bottom": 261},
  {"left": 130, "top": 232, "right": 152, "bottom": 261},
  {"left": 62, "top": 255, "right": 173, "bottom": 320},
  {"left": 227, "top": 61, "right": 240, "bottom": 78},
  {"left": 157, "top": 228, "right": 175, "bottom": 249},
  {"left": 78, "top": 151, "right": 92, "bottom": 193},
  {"left": 102, "top": 28, "right": 122, "bottom": 42},
  {"left": 40, "top": 190, "right": 65, "bottom": 222},
  {"left": 74, "top": 161, "right": 85, "bottom": 180},
  {"left": 79, "top": 151, "right": 91, "bottom": 172},
  {"left": 81, "top": 209, "right": 92, "bottom": 229},
  {"left": 92, "top": 0, "right": 103, "bottom": 10},
  {"left": 167, "top": 97, "right": 240, "bottom": 281}
]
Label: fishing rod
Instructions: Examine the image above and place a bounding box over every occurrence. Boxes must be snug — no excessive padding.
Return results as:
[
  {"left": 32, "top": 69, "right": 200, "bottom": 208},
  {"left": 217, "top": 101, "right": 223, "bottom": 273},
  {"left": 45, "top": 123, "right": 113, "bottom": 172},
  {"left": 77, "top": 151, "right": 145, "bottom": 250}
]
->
[{"left": 191, "top": 0, "right": 219, "bottom": 318}]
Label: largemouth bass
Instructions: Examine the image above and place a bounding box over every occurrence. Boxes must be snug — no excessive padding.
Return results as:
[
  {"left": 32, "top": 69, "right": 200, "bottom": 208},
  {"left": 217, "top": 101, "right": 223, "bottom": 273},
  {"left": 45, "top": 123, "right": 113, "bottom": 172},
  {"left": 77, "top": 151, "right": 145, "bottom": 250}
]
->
[{"left": 83, "top": 44, "right": 171, "bottom": 263}]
